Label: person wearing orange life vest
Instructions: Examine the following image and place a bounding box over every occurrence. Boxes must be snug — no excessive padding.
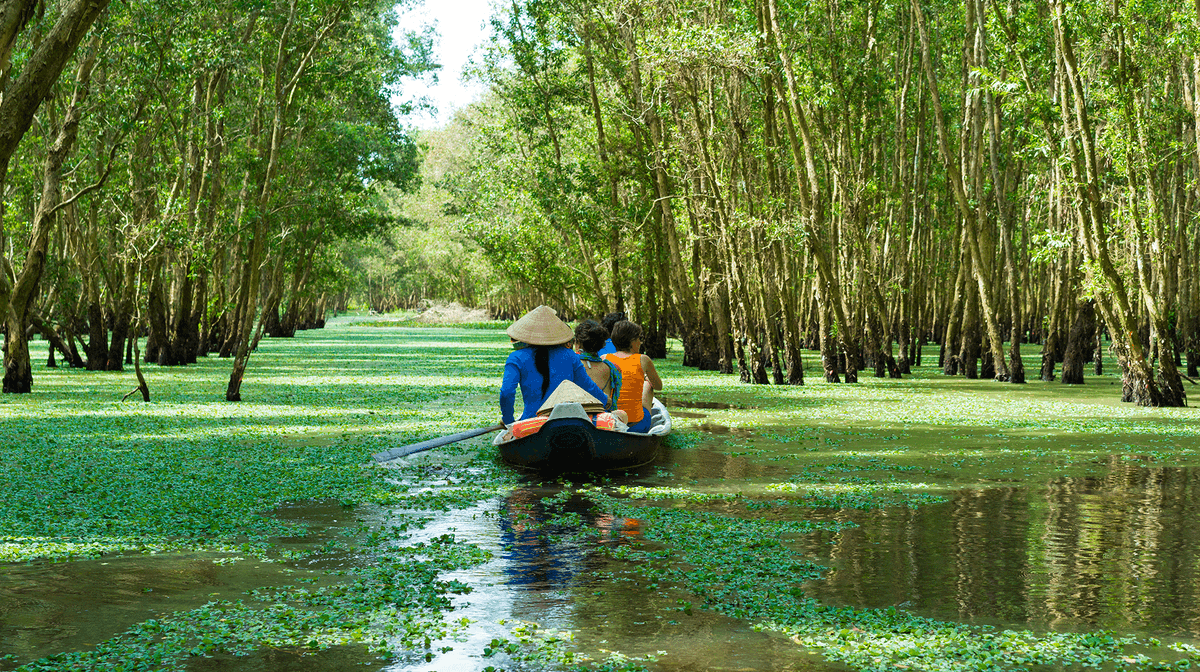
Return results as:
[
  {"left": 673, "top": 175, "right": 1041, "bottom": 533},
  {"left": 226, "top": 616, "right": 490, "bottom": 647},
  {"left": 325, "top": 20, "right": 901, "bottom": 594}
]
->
[{"left": 603, "top": 320, "right": 663, "bottom": 434}]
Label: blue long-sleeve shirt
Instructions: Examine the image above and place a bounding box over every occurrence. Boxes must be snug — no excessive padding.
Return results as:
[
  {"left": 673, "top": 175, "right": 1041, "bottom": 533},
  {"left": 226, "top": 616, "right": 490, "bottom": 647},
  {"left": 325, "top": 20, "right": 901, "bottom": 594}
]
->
[{"left": 500, "top": 345, "right": 609, "bottom": 424}]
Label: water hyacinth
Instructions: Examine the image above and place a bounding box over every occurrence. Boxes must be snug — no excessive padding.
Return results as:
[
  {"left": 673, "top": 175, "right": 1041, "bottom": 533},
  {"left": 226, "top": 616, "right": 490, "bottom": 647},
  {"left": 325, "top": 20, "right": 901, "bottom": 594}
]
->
[{"left": 4, "top": 318, "right": 1200, "bottom": 671}]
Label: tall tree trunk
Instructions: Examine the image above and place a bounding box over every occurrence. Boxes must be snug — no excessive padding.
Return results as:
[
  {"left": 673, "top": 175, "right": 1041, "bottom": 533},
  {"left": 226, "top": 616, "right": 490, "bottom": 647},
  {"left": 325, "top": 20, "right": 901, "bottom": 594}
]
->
[
  {"left": 1051, "top": 0, "right": 1169, "bottom": 405},
  {"left": 911, "top": 0, "right": 1008, "bottom": 380},
  {"left": 766, "top": 0, "right": 862, "bottom": 383},
  {"left": 226, "top": 1, "right": 342, "bottom": 400},
  {"left": 3, "top": 38, "right": 98, "bottom": 392}
]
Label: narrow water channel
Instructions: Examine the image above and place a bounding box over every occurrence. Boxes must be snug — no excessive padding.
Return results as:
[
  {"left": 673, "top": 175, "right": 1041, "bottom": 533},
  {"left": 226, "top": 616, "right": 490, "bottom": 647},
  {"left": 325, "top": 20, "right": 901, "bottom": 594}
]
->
[
  {"left": 380, "top": 484, "right": 843, "bottom": 672},
  {"left": 377, "top": 443, "right": 1200, "bottom": 669}
]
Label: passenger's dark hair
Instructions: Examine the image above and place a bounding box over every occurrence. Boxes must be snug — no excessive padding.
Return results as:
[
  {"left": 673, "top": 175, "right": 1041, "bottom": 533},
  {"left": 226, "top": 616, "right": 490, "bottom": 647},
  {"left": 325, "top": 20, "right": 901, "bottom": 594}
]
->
[
  {"left": 600, "top": 311, "right": 626, "bottom": 334},
  {"left": 534, "top": 346, "right": 551, "bottom": 399},
  {"left": 574, "top": 320, "right": 608, "bottom": 354},
  {"left": 610, "top": 320, "right": 643, "bottom": 352}
]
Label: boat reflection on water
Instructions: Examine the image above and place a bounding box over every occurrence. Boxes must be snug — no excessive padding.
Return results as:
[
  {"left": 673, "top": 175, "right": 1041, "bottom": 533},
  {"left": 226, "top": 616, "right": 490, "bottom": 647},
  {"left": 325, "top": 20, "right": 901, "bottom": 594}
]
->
[
  {"left": 481, "top": 486, "right": 842, "bottom": 672},
  {"left": 498, "top": 485, "right": 642, "bottom": 590}
]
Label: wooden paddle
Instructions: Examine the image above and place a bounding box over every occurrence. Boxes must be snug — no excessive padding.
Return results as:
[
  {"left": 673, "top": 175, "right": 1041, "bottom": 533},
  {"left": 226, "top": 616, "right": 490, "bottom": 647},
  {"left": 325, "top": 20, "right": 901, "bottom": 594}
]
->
[{"left": 372, "top": 423, "right": 507, "bottom": 463}]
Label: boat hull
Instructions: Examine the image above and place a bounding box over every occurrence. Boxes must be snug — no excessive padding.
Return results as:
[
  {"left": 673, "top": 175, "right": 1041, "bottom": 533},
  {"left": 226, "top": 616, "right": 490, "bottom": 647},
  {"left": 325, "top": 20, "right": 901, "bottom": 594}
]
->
[{"left": 497, "top": 400, "right": 671, "bottom": 472}]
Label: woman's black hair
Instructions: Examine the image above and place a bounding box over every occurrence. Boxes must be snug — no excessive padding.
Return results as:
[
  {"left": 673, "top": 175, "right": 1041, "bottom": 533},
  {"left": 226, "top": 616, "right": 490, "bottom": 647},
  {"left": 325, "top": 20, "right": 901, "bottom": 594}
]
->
[
  {"left": 574, "top": 320, "right": 609, "bottom": 354},
  {"left": 534, "top": 346, "right": 551, "bottom": 399},
  {"left": 610, "top": 320, "right": 643, "bottom": 352},
  {"left": 600, "top": 311, "right": 626, "bottom": 334}
]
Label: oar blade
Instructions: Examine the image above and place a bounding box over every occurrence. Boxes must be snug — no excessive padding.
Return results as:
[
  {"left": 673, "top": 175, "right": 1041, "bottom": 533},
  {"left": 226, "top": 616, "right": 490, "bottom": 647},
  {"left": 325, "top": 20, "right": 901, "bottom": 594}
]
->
[{"left": 372, "top": 423, "right": 505, "bottom": 463}]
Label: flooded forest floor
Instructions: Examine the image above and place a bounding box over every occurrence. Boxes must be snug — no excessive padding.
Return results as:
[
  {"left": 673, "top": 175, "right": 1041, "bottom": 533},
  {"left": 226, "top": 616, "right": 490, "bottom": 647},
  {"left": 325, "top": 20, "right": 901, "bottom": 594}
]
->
[{"left": 4, "top": 316, "right": 1200, "bottom": 672}]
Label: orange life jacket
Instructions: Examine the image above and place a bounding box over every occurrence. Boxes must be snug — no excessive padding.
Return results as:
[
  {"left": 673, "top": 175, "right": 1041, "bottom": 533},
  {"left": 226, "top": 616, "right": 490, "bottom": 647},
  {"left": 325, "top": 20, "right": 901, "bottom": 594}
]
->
[
  {"left": 604, "top": 352, "right": 645, "bottom": 424},
  {"left": 510, "top": 412, "right": 619, "bottom": 439}
]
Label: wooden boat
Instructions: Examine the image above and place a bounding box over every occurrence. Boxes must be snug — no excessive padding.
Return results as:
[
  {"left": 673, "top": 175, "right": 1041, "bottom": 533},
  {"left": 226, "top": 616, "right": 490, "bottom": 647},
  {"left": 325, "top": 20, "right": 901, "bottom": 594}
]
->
[{"left": 494, "top": 399, "right": 672, "bottom": 472}]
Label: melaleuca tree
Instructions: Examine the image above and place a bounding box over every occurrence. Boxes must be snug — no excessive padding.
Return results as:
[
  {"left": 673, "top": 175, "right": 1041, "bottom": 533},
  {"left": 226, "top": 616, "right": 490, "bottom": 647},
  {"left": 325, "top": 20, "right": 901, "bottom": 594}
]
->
[
  {"left": 434, "top": 0, "right": 1200, "bottom": 407},
  {"left": 0, "top": 0, "right": 434, "bottom": 397},
  {"left": 220, "top": 0, "right": 437, "bottom": 401}
]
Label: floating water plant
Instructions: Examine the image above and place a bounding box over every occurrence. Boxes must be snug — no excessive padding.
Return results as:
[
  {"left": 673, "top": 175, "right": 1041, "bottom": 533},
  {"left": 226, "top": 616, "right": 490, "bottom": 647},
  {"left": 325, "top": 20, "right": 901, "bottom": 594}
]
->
[{"left": 6, "top": 321, "right": 1200, "bottom": 671}]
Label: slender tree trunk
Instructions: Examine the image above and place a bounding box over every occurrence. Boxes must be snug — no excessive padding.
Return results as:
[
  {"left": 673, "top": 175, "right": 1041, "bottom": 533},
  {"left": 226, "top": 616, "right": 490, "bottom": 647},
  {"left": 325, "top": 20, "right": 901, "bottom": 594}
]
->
[
  {"left": 1051, "top": 0, "right": 1168, "bottom": 405},
  {"left": 4, "top": 39, "right": 98, "bottom": 392},
  {"left": 765, "top": 0, "right": 860, "bottom": 382},
  {"left": 106, "top": 260, "right": 135, "bottom": 371},
  {"left": 227, "top": 1, "right": 341, "bottom": 400},
  {"left": 1041, "top": 244, "right": 1074, "bottom": 381},
  {"left": 943, "top": 228, "right": 969, "bottom": 375},
  {"left": 911, "top": 0, "right": 1007, "bottom": 380}
]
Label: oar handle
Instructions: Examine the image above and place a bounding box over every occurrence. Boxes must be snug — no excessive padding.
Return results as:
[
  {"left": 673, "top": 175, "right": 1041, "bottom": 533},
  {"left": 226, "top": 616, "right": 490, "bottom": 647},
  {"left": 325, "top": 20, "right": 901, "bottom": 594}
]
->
[{"left": 372, "top": 423, "right": 507, "bottom": 463}]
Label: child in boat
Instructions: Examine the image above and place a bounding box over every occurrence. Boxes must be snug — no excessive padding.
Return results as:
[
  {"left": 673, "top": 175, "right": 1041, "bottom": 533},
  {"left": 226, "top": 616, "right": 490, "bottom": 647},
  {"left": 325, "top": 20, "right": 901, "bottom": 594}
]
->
[
  {"left": 574, "top": 320, "right": 628, "bottom": 424},
  {"left": 500, "top": 306, "right": 609, "bottom": 426},
  {"left": 597, "top": 311, "right": 625, "bottom": 356},
  {"left": 603, "top": 320, "right": 663, "bottom": 434}
]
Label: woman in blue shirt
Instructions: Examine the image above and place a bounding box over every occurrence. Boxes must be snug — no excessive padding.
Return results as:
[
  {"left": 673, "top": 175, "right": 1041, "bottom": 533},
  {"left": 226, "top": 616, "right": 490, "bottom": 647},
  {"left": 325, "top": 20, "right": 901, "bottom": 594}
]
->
[{"left": 500, "top": 306, "right": 609, "bottom": 425}]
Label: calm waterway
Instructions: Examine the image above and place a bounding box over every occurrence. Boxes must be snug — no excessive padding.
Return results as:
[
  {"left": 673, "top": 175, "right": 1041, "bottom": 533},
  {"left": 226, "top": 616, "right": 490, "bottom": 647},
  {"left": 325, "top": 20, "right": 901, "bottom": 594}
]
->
[{"left": 5, "top": 423, "right": 1200, "bottom": 671}]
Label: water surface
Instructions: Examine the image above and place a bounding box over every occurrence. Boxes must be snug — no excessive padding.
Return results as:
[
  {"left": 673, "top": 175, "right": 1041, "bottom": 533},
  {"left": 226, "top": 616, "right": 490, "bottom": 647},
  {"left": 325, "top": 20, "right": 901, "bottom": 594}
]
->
[{"left": 8, "top": 429, "right": 1200, "bottom": 671}]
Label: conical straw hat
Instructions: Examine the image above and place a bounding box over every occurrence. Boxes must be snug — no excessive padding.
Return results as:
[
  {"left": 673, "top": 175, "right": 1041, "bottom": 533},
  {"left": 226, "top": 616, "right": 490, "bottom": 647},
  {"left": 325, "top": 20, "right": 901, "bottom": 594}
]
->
[
  {"left": 537, "top": 380, "right": 605, "bottom": 416},
  {"left": 507, "top": 305, "right": 574, "bottom": 346}
]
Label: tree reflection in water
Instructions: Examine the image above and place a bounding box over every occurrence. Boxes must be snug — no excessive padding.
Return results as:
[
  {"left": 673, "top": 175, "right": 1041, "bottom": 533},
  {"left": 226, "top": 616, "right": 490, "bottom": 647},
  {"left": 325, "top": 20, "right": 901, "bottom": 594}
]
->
[{"left": 806, "top": 462, "right": 1200, "bottom": 637}]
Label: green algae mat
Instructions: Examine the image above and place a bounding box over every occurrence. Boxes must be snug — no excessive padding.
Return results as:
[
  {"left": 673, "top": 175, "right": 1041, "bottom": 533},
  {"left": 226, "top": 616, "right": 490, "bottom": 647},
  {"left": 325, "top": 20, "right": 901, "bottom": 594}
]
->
[{"left": 3, "top": 316, "right": 1200, "bottom": 671}]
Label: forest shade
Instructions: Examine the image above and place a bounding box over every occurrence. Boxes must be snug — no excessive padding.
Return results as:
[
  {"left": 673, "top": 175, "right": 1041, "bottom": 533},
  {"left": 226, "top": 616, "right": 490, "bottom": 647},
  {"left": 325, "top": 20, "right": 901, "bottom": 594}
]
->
[{"left": 4, "top": 0, "right": 1200, "bottom": 409}]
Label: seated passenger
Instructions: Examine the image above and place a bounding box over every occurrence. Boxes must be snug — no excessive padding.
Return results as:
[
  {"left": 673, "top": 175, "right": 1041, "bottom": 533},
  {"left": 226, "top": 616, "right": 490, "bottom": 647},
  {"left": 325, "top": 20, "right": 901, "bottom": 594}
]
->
[
  {"left": 501, "top": 306, "right": 609, "bottom": 426},
  {"left": 603, "top": 320, "right": 663, "bottom": 433},
  {"left": 597, "top": 311, "right": 625, "bottom": 356},
  {"left": 574, "top": 320, "right": 629, "bottom": 424}
]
